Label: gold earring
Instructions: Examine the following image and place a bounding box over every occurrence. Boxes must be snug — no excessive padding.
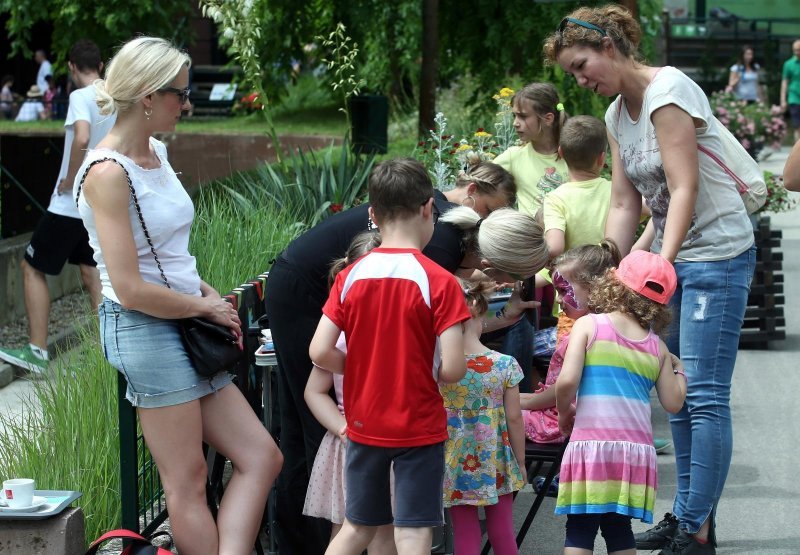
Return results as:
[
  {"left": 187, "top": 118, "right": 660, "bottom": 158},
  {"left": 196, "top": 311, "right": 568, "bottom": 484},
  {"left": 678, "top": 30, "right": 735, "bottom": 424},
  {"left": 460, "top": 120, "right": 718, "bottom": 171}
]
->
[
  {"left": 461, "top": 194, "right": 476, "bottom": 208},
  {"left": 144, "top": 108, "right": 152, "bottom": 120}
]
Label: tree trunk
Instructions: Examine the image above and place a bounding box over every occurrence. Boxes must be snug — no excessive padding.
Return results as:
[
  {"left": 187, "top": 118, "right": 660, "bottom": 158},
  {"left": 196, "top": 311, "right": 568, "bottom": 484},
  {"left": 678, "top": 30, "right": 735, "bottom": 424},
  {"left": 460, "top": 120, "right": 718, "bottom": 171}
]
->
[{"left": 419, "top": 0, "right": 439, "bottom": 137}]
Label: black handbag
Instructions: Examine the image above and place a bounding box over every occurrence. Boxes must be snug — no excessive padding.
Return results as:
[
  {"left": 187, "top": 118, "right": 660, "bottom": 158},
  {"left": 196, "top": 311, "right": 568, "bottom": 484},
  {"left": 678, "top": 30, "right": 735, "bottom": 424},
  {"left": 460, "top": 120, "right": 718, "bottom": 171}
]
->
[{"left": 77, "top": 158, "right": 242, "bottom": 377}]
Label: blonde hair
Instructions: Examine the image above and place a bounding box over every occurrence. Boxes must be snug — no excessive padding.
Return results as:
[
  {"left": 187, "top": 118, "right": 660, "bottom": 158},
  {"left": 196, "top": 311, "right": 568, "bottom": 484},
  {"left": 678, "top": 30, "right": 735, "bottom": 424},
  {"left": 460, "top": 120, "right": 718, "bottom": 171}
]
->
[
  {"left": 328, "top": 231, "right": 382, "bottom": 286},
  {"left": 95, "top": 36, "right": 191, "bottom": 116},
  {"left": 441, "top": 206, "right": 548, "bottom": 279},
  {"left": 454, "top": 161, "right": 517, "bottom": 207},
  {"left": 552, "top": 240, "right": 621, "bottom": 287},
  {"left": 543, "top": 5, "right": 642, "bottom": 64}
]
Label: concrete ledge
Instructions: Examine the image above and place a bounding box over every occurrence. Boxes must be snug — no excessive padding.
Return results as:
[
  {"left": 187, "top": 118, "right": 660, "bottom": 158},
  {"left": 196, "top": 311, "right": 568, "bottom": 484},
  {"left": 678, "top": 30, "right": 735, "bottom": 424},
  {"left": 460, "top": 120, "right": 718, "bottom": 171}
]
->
[
  {"left": 0, "top": 506, "right": 85, "bottom": 554},
  {"left": 0, "top": 233, "right": 82, "bottom": 327}
]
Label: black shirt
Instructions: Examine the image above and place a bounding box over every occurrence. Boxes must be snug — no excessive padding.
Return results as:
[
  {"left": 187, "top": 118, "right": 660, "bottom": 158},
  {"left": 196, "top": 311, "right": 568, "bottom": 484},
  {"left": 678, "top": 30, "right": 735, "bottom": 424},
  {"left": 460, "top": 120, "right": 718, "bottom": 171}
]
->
[{"left": 280, "top": 190, "right": 464, "bottom": 305}]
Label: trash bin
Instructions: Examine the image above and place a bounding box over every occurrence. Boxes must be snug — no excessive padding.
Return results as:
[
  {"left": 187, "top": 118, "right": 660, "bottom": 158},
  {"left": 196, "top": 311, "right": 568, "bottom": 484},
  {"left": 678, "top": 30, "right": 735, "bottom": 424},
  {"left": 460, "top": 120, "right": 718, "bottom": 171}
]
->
[{"left": 348, "top": 94, "right": 388, "bottom": 155}]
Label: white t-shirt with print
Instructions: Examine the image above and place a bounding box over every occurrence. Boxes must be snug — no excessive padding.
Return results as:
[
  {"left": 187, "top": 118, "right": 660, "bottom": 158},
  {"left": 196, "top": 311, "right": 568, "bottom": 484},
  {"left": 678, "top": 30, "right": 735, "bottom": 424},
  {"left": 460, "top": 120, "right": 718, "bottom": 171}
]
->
[
  {"left": 605, "top": 66, "right": 753, "bottom": 262},
  {"left": 48, "top": 85, "right": 116, "bottom": 218}
]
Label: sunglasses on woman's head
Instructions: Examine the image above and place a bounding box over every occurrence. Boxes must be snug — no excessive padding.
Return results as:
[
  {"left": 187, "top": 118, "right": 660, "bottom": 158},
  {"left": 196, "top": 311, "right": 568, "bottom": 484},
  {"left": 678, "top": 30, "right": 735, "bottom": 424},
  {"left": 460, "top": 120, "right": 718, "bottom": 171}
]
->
[{"left": 558, "top": 17, "right": 607, "bottom": 37}]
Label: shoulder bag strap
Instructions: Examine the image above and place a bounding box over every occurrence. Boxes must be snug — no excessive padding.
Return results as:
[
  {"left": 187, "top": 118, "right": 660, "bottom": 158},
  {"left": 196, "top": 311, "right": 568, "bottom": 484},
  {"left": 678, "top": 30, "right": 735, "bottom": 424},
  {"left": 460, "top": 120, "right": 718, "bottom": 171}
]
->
[
  {"left": 696, "top": 143, "right": 749, "bottom": 195},
  {"left": 76, "top": 157, "right": 172, "bottom": 289}
]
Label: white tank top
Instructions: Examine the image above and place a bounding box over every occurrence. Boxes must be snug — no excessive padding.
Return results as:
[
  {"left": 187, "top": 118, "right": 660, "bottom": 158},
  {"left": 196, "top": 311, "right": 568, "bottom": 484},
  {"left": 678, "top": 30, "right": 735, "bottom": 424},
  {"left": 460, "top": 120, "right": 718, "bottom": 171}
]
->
[{"left": 75, "top": 137, "right": 201, "bottom": 303}]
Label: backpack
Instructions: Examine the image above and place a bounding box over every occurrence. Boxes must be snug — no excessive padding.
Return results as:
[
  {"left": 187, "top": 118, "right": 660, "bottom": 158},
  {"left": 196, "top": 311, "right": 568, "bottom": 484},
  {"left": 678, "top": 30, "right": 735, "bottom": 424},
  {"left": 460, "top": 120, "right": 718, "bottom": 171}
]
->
[{"left": 85, "top": 529, "right": 173, "bottom": 555}]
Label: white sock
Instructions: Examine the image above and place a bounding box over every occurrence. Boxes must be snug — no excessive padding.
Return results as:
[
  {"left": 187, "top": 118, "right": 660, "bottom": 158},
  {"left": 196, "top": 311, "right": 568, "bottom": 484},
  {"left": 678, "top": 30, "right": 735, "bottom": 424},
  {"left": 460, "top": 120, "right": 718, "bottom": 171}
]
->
[{"left": 29, "top": 344, "right": 49, "bottom": 361}]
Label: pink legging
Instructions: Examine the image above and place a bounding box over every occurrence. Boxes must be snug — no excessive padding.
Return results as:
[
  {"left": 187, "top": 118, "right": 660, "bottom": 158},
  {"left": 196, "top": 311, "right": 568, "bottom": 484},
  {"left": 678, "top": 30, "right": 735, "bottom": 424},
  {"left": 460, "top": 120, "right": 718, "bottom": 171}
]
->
[{"left": 449, "top": 493, "right": 517, "bottom": 555}]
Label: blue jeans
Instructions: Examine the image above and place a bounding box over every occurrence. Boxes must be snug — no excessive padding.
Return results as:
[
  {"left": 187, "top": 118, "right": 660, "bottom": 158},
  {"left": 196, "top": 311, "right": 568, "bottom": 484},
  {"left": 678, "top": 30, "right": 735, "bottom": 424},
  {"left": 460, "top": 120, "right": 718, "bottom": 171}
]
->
[{"left": 665, "top": 246, "right": 755, "bottom": 534}]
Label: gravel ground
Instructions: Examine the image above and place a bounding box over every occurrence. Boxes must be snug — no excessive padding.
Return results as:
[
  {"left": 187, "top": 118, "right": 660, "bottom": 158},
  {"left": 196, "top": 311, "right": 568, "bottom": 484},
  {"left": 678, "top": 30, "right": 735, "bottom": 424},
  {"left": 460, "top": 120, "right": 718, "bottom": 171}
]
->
[{"left": 0, "top": 292, "right": 93, "bottom": 350}]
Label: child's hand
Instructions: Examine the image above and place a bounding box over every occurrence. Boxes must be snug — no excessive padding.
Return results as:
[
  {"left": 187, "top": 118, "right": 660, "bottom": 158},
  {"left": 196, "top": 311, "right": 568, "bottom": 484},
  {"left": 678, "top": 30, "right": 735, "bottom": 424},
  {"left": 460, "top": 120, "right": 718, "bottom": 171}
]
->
[
  {"left": 338, "top": 424, "right": 348, "bottom": 443},
  {"left": 558, "top": 403, "right": 576, "bottom": 436}
]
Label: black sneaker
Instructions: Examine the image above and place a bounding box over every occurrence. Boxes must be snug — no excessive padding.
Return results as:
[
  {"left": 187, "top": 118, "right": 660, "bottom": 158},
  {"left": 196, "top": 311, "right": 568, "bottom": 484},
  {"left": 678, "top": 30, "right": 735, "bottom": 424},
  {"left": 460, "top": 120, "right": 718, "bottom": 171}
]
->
[
  {"left": 659, "top": 530, "right": 715, "bottom": 554},
  {"left": 635, "top": 512, "right": 679, "bottom": 550}
]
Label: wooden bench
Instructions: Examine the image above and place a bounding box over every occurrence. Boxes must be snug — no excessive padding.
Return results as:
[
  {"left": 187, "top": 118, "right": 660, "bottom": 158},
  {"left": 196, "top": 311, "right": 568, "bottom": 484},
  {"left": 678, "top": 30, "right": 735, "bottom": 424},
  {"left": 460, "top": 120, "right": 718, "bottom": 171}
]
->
[{"left": 188, "top": 65, "right": 241, "bottom": 117}]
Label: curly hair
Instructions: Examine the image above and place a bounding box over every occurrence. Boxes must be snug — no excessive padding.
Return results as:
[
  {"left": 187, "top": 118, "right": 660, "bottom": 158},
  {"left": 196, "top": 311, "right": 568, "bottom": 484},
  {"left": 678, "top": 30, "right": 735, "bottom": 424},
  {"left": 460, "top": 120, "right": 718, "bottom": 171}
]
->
[
  {"left": 589, "top": 269, "right": 672, "bottom": 335},
  {"left": 543, "top": 4, "right": 643, "bottom": 65}
]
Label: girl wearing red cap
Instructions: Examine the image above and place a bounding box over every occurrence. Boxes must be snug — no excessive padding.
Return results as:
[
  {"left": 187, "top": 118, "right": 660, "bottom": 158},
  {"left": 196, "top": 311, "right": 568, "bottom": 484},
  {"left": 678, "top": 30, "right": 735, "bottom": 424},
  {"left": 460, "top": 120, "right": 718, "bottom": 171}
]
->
[{"left": 554, "top": 250, "right": 687, "bottom": 555}]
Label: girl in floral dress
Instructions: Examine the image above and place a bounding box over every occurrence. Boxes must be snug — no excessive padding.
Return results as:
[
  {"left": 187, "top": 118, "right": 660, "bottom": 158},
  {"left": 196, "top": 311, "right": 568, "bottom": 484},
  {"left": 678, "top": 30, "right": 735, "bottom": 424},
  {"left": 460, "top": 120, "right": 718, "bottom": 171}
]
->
[
  {"left": 302, "top": 231, "right": 396, "bottom": 554},
  {"left": 440, "top": 279, "right": 526, "bottom": 555}
]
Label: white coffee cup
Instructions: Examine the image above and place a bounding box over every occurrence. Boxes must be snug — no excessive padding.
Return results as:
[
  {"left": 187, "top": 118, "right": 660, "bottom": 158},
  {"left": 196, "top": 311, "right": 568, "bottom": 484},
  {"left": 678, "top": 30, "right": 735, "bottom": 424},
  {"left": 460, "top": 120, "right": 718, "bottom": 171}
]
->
[{"left": 3, "top": 478, "right": 35, "bottom": 508}]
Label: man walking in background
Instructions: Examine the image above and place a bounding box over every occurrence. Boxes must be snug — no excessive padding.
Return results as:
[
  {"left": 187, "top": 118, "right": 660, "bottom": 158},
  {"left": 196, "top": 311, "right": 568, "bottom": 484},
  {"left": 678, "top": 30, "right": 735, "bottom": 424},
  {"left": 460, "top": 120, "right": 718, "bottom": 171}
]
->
[
  {"left": 34, "top": 49, "right": 52, "bottom": 93},
  {"left": 0, "top": 39, "right": 115, "bottom": 372},
  {"left": 781, "top": 39, "right": 800, "bottom": 144}
]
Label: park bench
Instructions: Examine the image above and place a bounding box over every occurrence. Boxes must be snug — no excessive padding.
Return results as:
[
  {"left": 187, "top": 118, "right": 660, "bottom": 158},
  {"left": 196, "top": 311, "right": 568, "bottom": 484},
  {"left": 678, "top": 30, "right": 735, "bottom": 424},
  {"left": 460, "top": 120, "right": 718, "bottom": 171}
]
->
[{"left": 189, "top": 65, "right": 241, "bottom": 117}]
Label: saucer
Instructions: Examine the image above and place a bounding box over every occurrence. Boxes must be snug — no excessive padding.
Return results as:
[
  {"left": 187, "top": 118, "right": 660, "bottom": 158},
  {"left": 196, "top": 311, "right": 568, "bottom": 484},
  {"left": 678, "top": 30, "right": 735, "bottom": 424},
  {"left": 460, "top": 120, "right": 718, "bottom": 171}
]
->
[{"left": 0, "top": 495, "right": 48, "bottom": 513}]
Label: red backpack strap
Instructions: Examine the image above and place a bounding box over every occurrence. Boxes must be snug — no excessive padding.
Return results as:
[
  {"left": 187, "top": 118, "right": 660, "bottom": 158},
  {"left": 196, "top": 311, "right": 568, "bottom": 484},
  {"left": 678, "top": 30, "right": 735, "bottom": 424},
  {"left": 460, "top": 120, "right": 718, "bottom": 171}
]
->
[{"left": 85, "top": 529, "right": 152, "bottom": 555}]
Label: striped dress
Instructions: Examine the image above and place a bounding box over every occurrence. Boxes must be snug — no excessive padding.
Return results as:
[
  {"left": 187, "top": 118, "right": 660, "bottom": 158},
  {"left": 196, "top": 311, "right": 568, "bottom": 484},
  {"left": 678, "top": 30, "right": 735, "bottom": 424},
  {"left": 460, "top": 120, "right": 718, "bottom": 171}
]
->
[{"left": 555, "top": 313, "right": 660, "bottom": 523}]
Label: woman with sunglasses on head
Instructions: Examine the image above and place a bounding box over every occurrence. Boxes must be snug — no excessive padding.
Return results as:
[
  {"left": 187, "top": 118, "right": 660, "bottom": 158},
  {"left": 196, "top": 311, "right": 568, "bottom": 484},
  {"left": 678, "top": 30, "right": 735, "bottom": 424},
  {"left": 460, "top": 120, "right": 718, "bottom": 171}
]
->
[
  {"left": 544, "top": 7, "right": 755, "bottom": 555},
  {"left": 75, "top": 37, "right": 282, "bottom": 555},
  {"left": 264, "top": 159, "right": 547, "bottom": 555}
]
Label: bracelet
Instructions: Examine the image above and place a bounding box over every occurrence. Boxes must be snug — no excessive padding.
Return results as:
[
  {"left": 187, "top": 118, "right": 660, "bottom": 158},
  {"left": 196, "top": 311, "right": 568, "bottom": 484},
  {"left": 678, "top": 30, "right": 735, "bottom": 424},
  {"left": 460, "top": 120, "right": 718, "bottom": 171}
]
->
[{"left": 674, "top": 369, "right": 687, "bottom": 380}]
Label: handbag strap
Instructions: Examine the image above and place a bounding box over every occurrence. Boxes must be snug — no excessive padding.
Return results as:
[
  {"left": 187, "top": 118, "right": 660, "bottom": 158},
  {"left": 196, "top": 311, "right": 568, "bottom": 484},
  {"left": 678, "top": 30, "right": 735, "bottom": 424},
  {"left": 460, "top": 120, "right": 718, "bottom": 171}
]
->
[
  {"left": 85, "top": 529, "right": 153, "bottom": 554},
  {"left": 696, "top": 143, "right": 749, "bottom": 195},
  {"left": 76, "top": 157, "right": 172, "bottom": 289}
]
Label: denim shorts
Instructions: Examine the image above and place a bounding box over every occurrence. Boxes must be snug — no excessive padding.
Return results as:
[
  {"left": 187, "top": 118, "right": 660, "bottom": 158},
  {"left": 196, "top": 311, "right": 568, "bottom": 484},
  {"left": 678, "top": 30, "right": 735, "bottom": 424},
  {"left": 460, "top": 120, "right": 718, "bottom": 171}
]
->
[{"left": 98, "top": 297, "right": 232, "bottom": 408}]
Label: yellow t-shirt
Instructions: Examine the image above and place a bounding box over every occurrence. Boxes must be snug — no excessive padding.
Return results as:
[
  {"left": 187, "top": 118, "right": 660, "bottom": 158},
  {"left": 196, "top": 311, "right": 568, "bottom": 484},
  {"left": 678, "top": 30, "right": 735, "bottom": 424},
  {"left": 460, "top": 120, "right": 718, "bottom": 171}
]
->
[
  {"left": 494, "top": 144, "right": 568, "bottom": 216},
  {"left": 542, "top": 176, "right": 612, "bottom": 250}
]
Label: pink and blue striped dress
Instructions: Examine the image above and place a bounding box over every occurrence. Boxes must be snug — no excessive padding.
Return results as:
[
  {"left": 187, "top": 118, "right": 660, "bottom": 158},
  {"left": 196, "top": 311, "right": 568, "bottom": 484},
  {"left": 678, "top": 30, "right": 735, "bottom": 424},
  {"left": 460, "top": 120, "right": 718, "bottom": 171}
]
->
[{"left": 555, "top": 313, "right": 660, "bottom": 523}]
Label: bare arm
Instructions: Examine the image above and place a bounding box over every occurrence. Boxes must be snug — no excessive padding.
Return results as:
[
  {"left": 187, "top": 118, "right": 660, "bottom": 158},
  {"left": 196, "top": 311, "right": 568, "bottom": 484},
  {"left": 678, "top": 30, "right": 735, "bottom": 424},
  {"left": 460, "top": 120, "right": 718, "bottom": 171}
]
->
[
  {"left": 438, "top": 323, "right": 467, "bottom": 383},
  {"left": 631, "top": 218, "right": 655, "bottom": 252},
  {"left": 605, "top": 131, "right": 643, "bottom": 256},
  {"left": 519, "top": 387, "right": 556, "bottom": 411},
  {"left": 655, "top": 340, "right": 687, "bottom": 413},
  {"left": 784, "top": 140, "right": 800, "bottom": 192},
  {"left": 555, "top": 316, "right": 592, "bottom": 435},
  {"left": 58, "top": 120, "right": 90, "bottom": 194},
  {"left": 781, "top": 78, "right": 789, "bottom": 109},
  {"left": 503, "top": 385, "right": 526, "bottom": 470},
  {"left": 309, "top": 315, "right": 345, "bottom": 374},
  {"left": 725, "top": 68, "right": 740, "bottom": 93},
  {"left": 651, "top": 104, "right": 700, "bottom": 263},
  {"left": 545, "top": 228, "right": 565, "bottom": 259},
  {"left": 82, "top": 162, "right": 240, "bottom": 333},
  {"left": 305, "top": 366, "right": 347, "bottom": 438}
]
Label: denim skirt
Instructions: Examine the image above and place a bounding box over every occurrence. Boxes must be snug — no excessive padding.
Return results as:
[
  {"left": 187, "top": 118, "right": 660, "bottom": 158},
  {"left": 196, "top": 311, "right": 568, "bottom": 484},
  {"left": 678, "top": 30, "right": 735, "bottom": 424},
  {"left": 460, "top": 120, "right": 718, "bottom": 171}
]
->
[{"left": 98, "top": 297, "right": 232, "bottom": 408}]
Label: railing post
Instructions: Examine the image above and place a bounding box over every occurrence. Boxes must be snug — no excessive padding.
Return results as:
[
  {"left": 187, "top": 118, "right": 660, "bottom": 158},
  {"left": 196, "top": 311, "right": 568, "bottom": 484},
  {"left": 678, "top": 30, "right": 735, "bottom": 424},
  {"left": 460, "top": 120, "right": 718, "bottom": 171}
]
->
[{"left": 118, "top": 373, "right": 140, "bottom": 532}]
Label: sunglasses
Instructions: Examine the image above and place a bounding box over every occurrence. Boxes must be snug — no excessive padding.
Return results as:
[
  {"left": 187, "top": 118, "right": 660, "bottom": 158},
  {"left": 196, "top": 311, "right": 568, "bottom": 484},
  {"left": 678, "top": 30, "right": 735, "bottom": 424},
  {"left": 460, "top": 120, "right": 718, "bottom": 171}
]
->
[
  {"left": 159, "top": 86, "right": 192, "bottom": 104},
  {"left": 558, "top": 17, "right": 607, "bottom": 37},
  {"left": 424, "top": 198, "right": 440, "bottom": 224}
]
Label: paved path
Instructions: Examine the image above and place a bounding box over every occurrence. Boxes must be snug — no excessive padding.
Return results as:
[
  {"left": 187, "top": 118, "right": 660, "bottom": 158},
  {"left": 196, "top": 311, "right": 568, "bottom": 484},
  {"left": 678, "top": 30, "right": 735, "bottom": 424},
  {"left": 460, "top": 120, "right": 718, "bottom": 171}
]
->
[{"left": 2, "top": 146, "right": 798, "bottom": 553}]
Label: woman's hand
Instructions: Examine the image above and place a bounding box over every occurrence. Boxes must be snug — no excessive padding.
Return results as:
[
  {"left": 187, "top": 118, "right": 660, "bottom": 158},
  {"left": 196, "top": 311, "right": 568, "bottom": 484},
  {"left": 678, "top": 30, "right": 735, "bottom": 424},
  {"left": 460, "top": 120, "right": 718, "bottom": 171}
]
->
[
  {"left": 505, "top": 280, "right": 540, "bottom": 319},
  {"left": 203, "top": 296, "right": 242, "bottom": 338}
]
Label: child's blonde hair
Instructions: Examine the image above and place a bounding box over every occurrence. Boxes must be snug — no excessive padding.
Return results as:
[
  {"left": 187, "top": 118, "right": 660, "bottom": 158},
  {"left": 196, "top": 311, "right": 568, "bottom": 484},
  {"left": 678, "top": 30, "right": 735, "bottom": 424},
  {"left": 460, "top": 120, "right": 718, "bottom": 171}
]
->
[
  {"left": 589, "top": 271, "right": 672, "bottom": 334},
  {"left": 552, "top": 240, "right": 621, "bottom": 287},
  {"left": 460, "top": 278, "right": 494, "bottom": 318},
  {"left": 328, "top": 231, "right": 382, "bottom": 286}
]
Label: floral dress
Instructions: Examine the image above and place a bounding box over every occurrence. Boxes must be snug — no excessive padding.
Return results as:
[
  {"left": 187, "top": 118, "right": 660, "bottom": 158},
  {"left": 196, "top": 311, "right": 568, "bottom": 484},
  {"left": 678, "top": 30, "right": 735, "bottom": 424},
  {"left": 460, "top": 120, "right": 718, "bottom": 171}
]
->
[{"left": 440, "top": 350, "right": 525, "bottom": 507}]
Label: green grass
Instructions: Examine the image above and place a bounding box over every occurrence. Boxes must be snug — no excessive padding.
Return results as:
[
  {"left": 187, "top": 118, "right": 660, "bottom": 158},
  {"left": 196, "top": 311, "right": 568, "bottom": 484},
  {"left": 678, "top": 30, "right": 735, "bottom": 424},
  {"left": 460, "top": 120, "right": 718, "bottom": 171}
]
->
[{"left": 0, "top": 322, "right": 121, "bottom": 546}]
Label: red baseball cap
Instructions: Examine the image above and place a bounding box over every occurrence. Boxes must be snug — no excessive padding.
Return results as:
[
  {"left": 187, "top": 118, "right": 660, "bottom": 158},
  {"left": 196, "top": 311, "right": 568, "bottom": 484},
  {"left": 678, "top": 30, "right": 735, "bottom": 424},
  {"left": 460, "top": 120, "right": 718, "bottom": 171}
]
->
[{"left": 614, "top": 250, "right": 677, "bottom": 305}]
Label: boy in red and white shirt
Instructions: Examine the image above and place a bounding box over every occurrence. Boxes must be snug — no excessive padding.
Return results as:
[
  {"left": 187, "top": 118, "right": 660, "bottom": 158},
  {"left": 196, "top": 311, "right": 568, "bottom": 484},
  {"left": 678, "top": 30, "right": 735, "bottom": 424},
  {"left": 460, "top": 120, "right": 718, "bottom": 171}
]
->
[{"left": 310, "top": 158, "right": 469, "bottom": 554}]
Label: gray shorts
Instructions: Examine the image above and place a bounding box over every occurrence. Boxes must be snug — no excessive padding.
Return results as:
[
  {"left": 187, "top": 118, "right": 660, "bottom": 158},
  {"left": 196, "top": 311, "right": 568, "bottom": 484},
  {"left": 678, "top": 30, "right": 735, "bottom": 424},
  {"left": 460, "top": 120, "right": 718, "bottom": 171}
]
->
[
  {"left": 99, "top": 298, "right": 233, "bottom": 408},
  {"left": 790, "top": 104, "right": 800, "bottom": 129},
  {"left": 345, "top": 439, "right": 445, "bottom": 527}
]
